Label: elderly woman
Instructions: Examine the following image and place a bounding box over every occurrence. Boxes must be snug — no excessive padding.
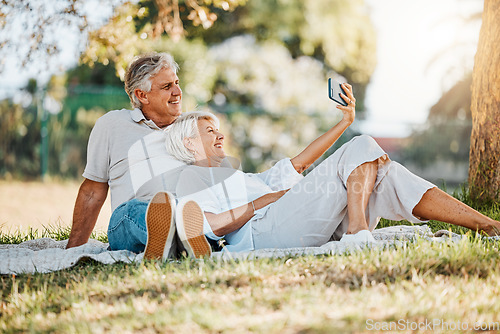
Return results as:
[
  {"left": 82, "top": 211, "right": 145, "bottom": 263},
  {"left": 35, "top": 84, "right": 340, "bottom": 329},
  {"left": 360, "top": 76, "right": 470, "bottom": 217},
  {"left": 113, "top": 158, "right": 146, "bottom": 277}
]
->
[{"left": 165, "top": 83, "right": 500, "bottom": 257}]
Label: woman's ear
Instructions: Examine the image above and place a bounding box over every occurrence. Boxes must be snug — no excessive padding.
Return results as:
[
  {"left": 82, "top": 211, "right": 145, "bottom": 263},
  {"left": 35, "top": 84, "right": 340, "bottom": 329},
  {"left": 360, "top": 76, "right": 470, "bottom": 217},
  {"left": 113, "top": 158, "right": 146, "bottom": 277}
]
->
[
  {"left": 184, "top": 137, "right": 198, "bottom": 157},
  {"left": 183, "top": 137, "right": 193, "bottom": 149}
]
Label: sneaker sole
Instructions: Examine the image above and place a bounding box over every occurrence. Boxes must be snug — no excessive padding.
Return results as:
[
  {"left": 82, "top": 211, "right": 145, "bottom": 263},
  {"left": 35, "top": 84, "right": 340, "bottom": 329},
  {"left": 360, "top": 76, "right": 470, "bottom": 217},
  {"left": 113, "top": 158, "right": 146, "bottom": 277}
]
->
[
  {"left": 144, "top": 192, "right": 175, "bottom": 261},
  {"left": 177, "top": 200, "right": 211, "bottom": 258}
]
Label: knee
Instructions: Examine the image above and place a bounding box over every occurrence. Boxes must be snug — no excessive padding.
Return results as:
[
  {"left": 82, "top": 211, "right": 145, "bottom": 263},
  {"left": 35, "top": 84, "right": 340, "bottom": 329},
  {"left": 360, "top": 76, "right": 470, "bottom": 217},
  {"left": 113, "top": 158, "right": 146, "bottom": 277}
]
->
[
  {"left": 108, "top": 199, "right": 148, "bottom": 252},
  {"left": 111, "top": 199, "right": 148, "bottom": 223},
  {"left": 352, "top": 135, "right": 385, "bottom": 154},
  {"left": 353, "top": 134, "right": 377, "bottom": 146}
]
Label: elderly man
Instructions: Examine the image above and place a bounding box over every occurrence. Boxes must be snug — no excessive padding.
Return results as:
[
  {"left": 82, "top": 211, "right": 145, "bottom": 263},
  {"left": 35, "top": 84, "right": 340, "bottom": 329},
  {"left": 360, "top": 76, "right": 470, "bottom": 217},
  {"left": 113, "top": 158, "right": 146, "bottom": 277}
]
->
[{"left": 66, "top": 52, "right": 188, "bottom": 260}]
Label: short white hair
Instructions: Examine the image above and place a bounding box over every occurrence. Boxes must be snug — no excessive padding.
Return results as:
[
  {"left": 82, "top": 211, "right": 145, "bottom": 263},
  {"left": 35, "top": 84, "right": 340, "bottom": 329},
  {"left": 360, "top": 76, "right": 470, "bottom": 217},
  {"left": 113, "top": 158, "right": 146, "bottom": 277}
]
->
[{"left": 165, "top": 111, "right": 220, "bottom": 164}]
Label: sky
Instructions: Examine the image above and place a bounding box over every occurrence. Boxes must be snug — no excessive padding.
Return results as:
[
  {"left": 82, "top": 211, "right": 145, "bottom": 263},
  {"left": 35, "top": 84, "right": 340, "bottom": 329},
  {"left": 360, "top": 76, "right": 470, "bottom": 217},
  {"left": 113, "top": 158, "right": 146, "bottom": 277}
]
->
[
  {"left": 361, "top": 0, "right": 483, "bottom": 137},
  {"left": 0, "top": 0, "right": 484, "bottom": 137}
]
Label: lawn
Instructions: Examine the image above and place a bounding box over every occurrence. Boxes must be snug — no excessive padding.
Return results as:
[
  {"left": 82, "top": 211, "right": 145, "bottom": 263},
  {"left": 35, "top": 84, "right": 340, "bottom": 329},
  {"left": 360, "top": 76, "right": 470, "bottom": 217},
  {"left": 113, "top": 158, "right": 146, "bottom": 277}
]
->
[
  {"left": 1, "top": 187, "right": 500, "bottom": 333},
  {"left": 0, "top": 180, "right": 110, "bottom": 233}
]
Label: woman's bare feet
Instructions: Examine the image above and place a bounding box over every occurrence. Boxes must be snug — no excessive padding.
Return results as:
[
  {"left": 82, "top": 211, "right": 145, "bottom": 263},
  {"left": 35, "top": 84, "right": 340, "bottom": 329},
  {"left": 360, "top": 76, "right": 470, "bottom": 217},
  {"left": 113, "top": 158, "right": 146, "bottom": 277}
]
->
[{"left": 479, "top": 220, "right": 500, "bottom": 236}]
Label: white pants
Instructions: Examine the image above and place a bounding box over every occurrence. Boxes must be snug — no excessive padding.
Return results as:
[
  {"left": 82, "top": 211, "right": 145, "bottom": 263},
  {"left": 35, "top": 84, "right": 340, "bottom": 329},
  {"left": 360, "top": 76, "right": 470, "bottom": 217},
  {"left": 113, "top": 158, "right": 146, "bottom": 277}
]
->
[{"left": 251, "top": 135, "right": 436, "bottom": 249}]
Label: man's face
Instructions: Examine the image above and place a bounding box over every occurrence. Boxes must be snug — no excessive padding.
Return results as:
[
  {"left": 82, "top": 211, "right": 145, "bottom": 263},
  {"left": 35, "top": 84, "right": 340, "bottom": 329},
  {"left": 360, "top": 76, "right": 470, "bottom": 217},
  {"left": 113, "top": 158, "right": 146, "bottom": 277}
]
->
[{"left": 139, "top": 67, "right": 182, "bottom": 127}]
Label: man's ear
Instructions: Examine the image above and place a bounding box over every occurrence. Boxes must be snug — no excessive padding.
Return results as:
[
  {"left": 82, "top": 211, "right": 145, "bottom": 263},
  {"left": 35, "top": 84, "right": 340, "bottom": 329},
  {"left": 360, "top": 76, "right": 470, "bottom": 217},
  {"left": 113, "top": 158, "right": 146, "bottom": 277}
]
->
[{"left": 135, "top": 89, "right": 149, "bottom": 105}]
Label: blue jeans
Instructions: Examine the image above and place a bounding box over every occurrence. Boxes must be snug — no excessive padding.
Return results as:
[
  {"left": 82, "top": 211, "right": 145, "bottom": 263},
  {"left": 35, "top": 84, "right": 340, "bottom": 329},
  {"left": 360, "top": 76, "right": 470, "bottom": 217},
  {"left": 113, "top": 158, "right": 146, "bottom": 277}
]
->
[
  {"left": 107, "top": 197, "right": 221, "bottom": 253},
  {"left": 107, "top": 199, "right": 149, "bottom": 252}
]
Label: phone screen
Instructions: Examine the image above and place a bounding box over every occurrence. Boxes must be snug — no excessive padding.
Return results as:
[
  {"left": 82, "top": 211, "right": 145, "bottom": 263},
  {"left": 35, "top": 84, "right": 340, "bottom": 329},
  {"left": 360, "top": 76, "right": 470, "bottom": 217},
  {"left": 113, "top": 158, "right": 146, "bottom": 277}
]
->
[{"left": 328, "top": 78, "right": 348, "bottom": 106}]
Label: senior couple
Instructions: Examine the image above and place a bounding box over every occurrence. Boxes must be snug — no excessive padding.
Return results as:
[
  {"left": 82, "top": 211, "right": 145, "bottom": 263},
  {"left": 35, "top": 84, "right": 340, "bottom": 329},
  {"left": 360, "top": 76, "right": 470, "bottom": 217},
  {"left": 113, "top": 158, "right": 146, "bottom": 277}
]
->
[{"left": 66, "top": 52, "right": 500, "bottom": 260}]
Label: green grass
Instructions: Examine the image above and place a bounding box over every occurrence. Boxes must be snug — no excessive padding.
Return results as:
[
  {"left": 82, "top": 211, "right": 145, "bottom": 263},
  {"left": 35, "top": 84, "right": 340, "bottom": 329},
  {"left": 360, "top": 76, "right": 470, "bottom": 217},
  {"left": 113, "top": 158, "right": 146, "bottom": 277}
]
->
[
  {"left": 2, "top": 187, "right": 500, "bottom": 333},
  {"left": 0, "top": 224, "right": 108, "bottom": 244},
  {"left": 2, "top": 237, "right": 500, "bottom": 333}
]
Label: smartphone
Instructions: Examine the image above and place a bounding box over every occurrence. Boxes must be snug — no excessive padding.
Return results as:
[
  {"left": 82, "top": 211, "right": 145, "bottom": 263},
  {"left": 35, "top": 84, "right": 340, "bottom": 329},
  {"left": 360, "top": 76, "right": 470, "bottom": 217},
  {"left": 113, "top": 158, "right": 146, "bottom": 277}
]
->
[{"left": 328, "top": 78, "right": 348, "bottom": 106}]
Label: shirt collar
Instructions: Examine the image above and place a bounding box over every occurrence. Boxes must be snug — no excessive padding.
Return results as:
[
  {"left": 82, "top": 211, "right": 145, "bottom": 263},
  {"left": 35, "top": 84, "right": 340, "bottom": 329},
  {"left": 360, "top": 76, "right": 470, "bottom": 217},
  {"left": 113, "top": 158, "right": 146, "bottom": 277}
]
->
[
  {"left": 130, "top": 108, "right": 162, "bottom": 130},
  {"left": 130, "top": 108, "right": 146, "bottom": 122}
]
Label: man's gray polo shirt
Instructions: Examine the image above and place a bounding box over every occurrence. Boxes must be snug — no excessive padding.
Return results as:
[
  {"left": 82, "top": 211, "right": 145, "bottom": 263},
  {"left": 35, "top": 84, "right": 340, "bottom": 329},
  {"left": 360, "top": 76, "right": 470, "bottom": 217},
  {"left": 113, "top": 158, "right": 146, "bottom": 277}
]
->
[{"left": 83, "top": 108, "right": 185, "bottom": 212}]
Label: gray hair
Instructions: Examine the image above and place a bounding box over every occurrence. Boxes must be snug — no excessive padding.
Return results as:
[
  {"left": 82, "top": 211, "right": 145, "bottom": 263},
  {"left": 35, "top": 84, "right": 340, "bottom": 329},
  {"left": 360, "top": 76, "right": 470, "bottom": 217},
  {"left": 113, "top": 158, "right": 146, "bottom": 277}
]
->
[
  {"left": 124, "top": 52, "right": 180, "bottom": 109},
  {"left": 165, "top": 111, "right": 220, "bottom": 164}
]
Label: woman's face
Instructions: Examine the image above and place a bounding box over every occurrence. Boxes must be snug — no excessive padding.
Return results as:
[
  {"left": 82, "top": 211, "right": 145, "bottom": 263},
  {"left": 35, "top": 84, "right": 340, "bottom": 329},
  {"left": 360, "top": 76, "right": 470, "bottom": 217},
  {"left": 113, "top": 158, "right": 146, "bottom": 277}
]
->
[{"left": 190, "top": 118, "right": 225, "bottom": 166}]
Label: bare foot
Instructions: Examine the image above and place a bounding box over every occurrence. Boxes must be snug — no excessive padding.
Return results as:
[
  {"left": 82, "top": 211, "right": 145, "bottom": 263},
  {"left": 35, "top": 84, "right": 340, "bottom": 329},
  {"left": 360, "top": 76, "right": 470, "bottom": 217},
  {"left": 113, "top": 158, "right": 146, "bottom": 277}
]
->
[
  {"left": 480, "top": 220, "right": 500, "bottom": 236},
  {"left": 347, "top": 225, "right": 370, "bottom": 235}
]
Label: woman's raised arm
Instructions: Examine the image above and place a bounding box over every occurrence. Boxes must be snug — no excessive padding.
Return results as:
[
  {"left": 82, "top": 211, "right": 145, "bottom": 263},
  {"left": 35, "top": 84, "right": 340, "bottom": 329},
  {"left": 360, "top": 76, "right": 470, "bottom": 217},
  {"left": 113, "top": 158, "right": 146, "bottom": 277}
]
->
[{"left": 290, "top": 83, "right": 356, "bottom": 174}]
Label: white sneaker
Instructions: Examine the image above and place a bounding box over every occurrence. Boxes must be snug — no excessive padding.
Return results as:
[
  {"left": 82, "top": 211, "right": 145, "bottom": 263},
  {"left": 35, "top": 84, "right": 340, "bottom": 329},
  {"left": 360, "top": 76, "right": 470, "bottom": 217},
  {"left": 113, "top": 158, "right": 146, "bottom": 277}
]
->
[{"left": 340, "top": 230, "right": 376, "bottom": 243}]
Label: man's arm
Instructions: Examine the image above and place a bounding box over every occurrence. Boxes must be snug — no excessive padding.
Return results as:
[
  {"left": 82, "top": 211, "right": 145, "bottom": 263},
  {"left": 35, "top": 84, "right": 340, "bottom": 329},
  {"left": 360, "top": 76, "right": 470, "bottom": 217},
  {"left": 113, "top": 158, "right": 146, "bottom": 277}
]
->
[{"left": 66, "top": 178, "right": 109, "bottom": 249}]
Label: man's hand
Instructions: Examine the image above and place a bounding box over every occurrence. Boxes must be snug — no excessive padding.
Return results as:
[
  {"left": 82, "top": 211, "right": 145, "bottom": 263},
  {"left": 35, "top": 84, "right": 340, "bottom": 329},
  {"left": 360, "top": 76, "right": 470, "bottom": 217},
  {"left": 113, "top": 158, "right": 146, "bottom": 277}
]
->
[{"left": 66, "top": 179, "right": 108, "bottom": 249}]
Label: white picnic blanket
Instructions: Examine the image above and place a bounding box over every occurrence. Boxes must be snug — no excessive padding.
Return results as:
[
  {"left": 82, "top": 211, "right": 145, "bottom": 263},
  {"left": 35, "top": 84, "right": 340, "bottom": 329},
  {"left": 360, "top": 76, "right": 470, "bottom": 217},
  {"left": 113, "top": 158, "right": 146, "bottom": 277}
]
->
[{"left": 0, "top": 225, "right": 465, "bottom": 275}]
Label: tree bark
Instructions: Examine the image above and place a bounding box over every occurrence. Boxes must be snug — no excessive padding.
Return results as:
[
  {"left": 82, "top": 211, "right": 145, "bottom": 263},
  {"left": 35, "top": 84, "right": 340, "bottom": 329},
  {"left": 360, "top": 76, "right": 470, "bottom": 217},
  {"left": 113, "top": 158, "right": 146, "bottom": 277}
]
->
[{"left": 469, "top": 0, "right": 500, "bottom": 204}]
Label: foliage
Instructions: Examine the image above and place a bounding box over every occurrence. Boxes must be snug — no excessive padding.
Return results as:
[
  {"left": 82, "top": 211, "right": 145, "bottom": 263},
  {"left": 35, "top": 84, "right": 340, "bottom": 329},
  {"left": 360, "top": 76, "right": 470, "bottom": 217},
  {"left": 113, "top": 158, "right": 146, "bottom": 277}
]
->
[
  {"left": 184, "top": 0, "right": 376, "bottom": 83},
  {"left": 137, "top": 0, "right": 247, "bottom": 40},
  {"left": 82, "top": 0, "right": 376, "bottom": 91},
  {"left": 0, "top": 99, "right": 40, "bottom": 177},
  {"left": 0, "top": 0, "right": 92, "bottom": 69},
  {"left": 82, "top": 0, "right": 246, "bottom": 79},
  {"left": 0, "top": 0, "right": 245, "bottom": 74},
  {"left": 0, "top": 83, "right": 126, "bottom": 179}
]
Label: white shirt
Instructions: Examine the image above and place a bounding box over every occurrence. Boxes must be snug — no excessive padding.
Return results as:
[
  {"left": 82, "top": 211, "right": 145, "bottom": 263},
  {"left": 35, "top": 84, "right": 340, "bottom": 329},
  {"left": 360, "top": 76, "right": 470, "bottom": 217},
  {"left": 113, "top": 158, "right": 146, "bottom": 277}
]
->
[
  {"left": 176, "top": 158, "right": 303, "bottom": 252},
  {"left": 83, "top": 108, "right": 186, "bottom": 211}
]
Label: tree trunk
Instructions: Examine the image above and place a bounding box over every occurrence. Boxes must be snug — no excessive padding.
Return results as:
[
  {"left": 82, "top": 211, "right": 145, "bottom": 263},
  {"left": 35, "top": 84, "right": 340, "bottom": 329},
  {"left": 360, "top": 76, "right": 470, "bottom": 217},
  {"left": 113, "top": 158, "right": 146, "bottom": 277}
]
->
[{"left": 469, "top": 0, "right": 500, "bottom": 204}]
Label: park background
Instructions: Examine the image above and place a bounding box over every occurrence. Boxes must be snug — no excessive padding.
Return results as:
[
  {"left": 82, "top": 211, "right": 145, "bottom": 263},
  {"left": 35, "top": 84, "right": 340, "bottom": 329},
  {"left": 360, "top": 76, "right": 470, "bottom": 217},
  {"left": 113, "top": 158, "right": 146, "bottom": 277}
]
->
[{"left": 0, "top": 0, "right": 484, "bottom": 232}]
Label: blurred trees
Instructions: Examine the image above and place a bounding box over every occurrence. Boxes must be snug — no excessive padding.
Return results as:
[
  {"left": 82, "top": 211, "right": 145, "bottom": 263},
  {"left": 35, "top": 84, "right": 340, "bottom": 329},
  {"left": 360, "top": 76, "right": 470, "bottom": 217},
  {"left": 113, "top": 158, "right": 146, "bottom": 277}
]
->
[
  {"left": 0, "top": 0, "right": 244, "bottom": 73},
  {"left": 84, "top": 0, "right": 376, "bottom": 105},
  {"left": 401, "top": 75, "right": 472, "bottom": 168},
  {"left": 1, "top": 0, "right": 376, "bottom": 177},
  {"left": 468, "top": 0, "right": 500, "bottom": 204},
  {"left": 0, "top": 74, "right": 129, "bottom": 179},
  {"left": 0, "top": 0, "right": 92, "bottom": 70},
  {"left": 0, "top": 95, "right": 41, "bottom": 177}
]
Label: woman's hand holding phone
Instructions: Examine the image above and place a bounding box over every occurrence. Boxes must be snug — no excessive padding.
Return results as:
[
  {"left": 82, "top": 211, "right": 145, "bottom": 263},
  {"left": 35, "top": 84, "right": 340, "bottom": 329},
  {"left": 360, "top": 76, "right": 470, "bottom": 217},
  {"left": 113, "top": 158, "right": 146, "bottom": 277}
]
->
[
  {"left": 290, "top": 80, "right": 357, "bottom": 173},
  {"left": 328, "top": 78, "right": 356, "bottom": 125}
]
